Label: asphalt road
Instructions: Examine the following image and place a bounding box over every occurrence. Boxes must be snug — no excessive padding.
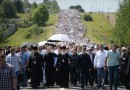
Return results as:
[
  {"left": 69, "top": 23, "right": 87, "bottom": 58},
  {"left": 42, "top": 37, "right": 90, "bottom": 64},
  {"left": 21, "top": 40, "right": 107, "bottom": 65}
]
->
[{"left": 20, "top": 85, "right": 126, "bottom": 90}]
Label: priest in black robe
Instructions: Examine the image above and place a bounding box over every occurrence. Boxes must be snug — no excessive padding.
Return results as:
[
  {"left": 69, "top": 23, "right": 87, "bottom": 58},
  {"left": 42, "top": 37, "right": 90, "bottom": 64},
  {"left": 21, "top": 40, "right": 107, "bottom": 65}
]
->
[
  {"left": 28, "top": 45, "right": 44, "bottom": 88},
  {"left": 56, "top": 46, "right": 71, "bottom": 88},
  {"left": 43, "top": 46, "right": 57, "bottom": 87}
]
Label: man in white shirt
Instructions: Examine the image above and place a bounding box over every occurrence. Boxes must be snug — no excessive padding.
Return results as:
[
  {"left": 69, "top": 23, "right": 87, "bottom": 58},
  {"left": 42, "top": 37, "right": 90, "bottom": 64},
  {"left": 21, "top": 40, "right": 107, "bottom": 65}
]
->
[{"left": 94, "top": 44, "right": 107, "bottom": 89}]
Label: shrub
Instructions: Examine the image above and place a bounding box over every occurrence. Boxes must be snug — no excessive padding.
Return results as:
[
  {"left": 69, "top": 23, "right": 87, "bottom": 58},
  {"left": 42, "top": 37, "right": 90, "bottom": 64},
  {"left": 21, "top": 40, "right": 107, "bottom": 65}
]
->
[
  {"left": 27, "top": 24, "right": 43, "bottom": 35},
  {"left": 83, "top": 14, "right": 93, "bottom": 21},
  {"left": 25, "top": 32, "right": 31, "bottom": 39}
]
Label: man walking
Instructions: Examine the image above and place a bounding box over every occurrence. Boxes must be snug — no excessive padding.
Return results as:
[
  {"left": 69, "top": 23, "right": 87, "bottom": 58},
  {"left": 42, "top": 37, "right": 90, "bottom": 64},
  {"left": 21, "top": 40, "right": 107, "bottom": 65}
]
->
[
  {"left": 123, "top": 46, "right": 130, "bottom": 90},
  {"left": 105, "top": 44, "right": 121, "bottom": 90},
  {"left": 28, "top": 45, "right": 44, "bottom": 88},
  {"left": 6, "top": 47, "right": 22, "bottom": 90},
  {"left": 94, "top": 44, "right": 107, "bottom": 89},
  {"left": 0, "top": 52, "right": 17, "bottom": 90},
  {"left": 78, "top": 47, "right": 92, "bottom": 89}
]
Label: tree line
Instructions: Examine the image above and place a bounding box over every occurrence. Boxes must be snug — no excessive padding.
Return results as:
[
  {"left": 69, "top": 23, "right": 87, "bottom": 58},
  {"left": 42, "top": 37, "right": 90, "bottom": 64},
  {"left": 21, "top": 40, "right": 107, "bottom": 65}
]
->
[{"left": 112, "top": 0, "right": 130, "bottom": 46}]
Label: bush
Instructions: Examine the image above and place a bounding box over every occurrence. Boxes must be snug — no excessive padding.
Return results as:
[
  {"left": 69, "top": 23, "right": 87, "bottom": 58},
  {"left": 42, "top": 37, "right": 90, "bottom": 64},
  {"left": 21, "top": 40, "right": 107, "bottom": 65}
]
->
[
  {"left": 83, "top": 14, "right": 93, "bottom": 21},
  {"left": 28, "top": 24, "right": 43, "bottom": 35},
  {"left": 25, "top": 32, "right": 31, "bottom": 39}
]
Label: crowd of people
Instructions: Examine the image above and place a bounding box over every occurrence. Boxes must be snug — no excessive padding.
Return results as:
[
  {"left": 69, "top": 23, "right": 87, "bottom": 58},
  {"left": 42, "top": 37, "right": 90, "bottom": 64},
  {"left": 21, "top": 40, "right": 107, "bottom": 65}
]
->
[
  {"left": 0, "top": 9, "right": 130, "bottom": 90},
  {"left": 55, "top": 9, "right": 91, "bottom": 46},
  {"left": 0, "top": 44, "right": 130, "bottom": 90}
]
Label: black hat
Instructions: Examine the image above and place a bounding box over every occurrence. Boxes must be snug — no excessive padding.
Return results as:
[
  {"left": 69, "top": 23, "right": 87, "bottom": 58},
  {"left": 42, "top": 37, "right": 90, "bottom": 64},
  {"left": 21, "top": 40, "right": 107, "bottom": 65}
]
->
[
  {"left": 60, "top": 46, "right": 66, "bottom": 49},
  {"left": 21, "top": 45, "right": 27, "bottom": 48},
  {"left": 33, "top": 45, "right": 38, "bottom": 50},
  {"left": 49, "top": 44, "right": 56, "bottom": 47}
]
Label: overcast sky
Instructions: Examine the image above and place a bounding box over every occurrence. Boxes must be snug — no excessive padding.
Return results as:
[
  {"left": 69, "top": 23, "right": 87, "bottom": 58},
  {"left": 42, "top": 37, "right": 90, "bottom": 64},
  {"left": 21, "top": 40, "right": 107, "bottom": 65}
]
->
[{"left": 29, "top": 0, "right": 121, "bottom": 12}]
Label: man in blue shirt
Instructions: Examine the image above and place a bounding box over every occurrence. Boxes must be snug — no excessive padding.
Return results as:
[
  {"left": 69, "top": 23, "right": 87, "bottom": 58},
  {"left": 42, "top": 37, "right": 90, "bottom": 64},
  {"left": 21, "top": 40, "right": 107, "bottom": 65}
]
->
[
  {"left": 17, "top": 46, "right": 29, "bottom": 88},
  {"left": 105, "top": 44, "right": 121, "bottom": 90}
]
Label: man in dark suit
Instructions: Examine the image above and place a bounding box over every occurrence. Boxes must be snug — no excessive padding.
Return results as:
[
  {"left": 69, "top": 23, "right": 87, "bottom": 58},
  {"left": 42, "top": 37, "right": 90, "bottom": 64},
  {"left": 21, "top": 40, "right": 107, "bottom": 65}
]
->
[
  {"left": 88, "top": 48, "right": 95, "bottom": 87},
  {"left": 78, "top": 47, "right": 92, "bottom": 89},
  {"left": 123, "top": 46, "right": 130, "bottom": 90}
]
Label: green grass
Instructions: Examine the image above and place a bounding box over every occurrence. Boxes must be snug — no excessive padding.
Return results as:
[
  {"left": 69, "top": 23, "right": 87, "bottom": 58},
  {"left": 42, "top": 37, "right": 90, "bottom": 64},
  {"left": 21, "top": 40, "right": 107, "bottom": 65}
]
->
[
  {"left": 4, "top": 14, "right": 58, "bottom": 46},
  {"left": 2, "top": 13, "right": 113, "bottom": 46},
  {"left": 5, "top": 27, "right": 54, "bottom": 46},
  {"left": 81, "top": 13, "right": 113, "bottom": 44},
  {"left": 46, "top": 14, "right": 58, "bottom": 26},
  {"left": 17, "top": 13, "right": 28, "bottom": 19}
]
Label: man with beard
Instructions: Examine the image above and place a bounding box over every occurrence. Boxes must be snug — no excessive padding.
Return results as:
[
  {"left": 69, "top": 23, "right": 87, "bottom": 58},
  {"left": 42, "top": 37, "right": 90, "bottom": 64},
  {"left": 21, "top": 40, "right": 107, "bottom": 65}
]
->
[
  {"left": 123, "top": 46, "right": 130, "bottom": 90},
  {"left": 43, "top": 46, "right": 57, "bottom": 87},
  {"left": 28, "top": 45, "right": 43, "bottom": 88},
  {"left": 56, "top": 46, "right": 70, "bottom": 88}
]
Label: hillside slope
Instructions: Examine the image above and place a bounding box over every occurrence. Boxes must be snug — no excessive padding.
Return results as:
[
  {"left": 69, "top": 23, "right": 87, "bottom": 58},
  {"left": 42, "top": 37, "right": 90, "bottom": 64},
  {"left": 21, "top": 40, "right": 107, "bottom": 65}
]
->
[
  {"left": 4, "top": 12, "right": 115, "bottom": 46},
  {"left": 81, "top": 13, "right": 114, "bottom": 44},
  {"left": 5, "top": 14, "right": 58, "bottom": 46}
]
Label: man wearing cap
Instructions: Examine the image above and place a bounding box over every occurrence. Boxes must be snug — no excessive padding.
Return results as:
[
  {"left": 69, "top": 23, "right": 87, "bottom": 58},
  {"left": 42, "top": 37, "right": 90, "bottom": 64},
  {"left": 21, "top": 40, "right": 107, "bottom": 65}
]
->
[
  {"left": 0, "top": 52, "right": 17, "bottom": 90},
  {"left": 28, "top": 45, "right": 44, "bottom": 88}
]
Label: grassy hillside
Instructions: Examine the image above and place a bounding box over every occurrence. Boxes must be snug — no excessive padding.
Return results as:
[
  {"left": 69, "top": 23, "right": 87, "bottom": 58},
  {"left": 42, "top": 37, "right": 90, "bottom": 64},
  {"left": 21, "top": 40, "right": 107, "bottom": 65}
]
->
[
  {"left": 3, "top": 12, "right": 114, "bottom": 46},
  {"left": 81, "top": 13, "right": 113, "bottom": 44},
  {"left": 4, "top": 14, "right": 57, "bottom": 46}
]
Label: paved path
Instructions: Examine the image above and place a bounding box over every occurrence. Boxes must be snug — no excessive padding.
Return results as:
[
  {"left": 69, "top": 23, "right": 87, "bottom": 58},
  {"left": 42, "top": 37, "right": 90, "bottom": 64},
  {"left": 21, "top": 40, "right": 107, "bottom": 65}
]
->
[{"left": 20, "top": 85, "right": 126, "bottom": 90}]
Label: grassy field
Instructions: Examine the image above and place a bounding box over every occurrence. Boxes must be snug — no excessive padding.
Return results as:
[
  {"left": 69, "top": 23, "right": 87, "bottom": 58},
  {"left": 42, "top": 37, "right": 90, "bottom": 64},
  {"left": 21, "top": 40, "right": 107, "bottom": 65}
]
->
[
  {"left": 81, "top": 13, "right": 113, "bottom": 45},
  {"left": 17, "top": 13, "right": 28, "bottom": 19},
  {"left": 4, "top": 14, "right": 58, "bottom": 46}
]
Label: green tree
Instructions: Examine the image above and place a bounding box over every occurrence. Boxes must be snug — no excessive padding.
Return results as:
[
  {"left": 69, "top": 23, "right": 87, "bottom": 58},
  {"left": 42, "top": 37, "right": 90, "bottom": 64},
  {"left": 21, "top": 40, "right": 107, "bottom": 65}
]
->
[
  {"left": 69, "top": 5, "right": 85, "bottom": 12},
  {"left": 31, "top": 2, "right": 38, "bottom": 10},
  {"left": 44, "top": 0, "right": 48, "bottom": 3},
  {"left": 0, "top": 0, "right": 4, "bottom": 5},
  {"left": 43, "top": 0, "right": 60, "bottom": 14},
  {"left": 13, "top": 0, "right": 24, "bottom": 13},
  {"left": 32, "top": 4, "right": 49, "bottom": 26},
  {"left": 112, "top": 0, "right": 130, "bottom": 46},
  {"left": 69, "top": 6, "right": 76, "bottom": 9},
  {"left": 1, "top": 0, "right": 17, "bottom": 18},
  {"left": 23, "top": 0, "right": 31, "bottom": 8},
  {"left": 0, "top": 16, "right": 6, "bottom": 43}
]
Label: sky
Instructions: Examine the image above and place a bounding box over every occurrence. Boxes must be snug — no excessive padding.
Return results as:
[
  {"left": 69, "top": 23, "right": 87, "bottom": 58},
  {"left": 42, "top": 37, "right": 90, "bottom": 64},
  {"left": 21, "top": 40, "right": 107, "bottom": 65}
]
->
[{"left": 29, "top": 0, "right": 121, "bottom": 12}]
